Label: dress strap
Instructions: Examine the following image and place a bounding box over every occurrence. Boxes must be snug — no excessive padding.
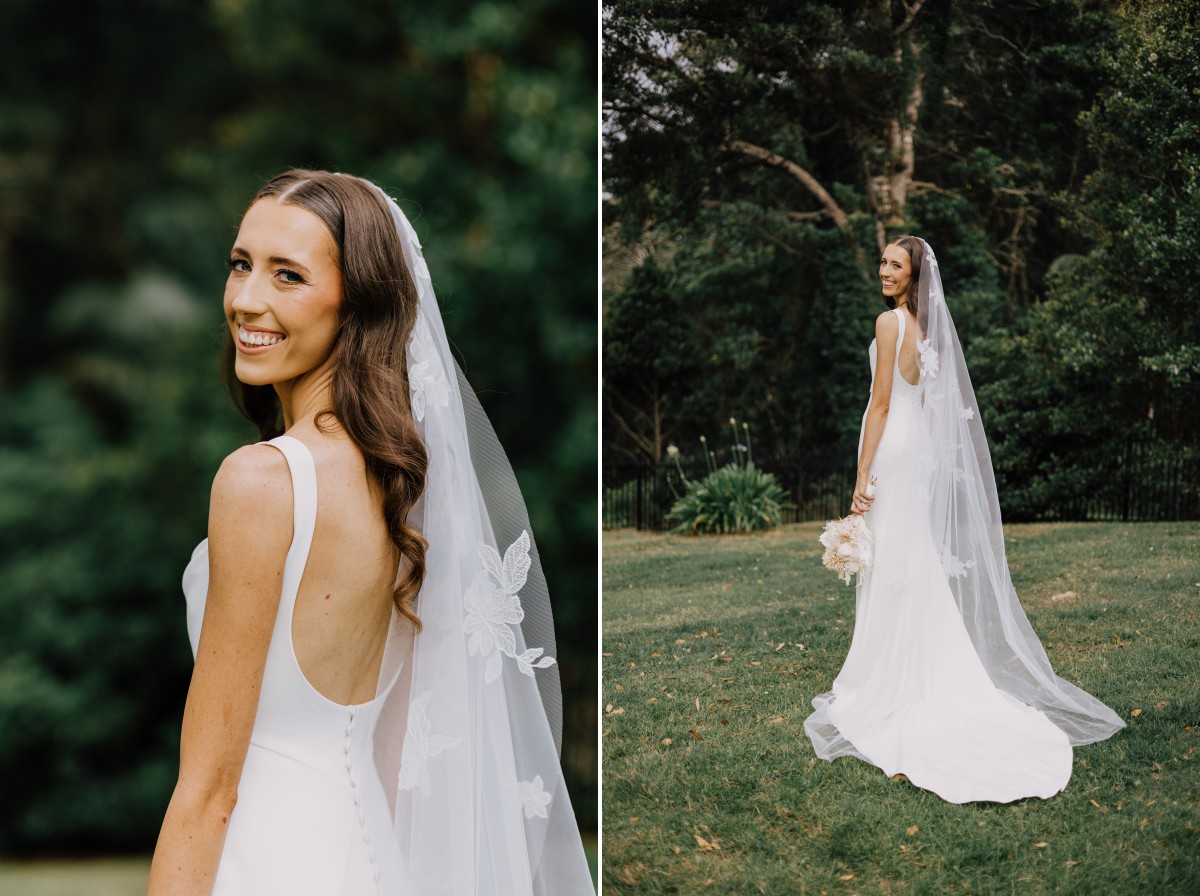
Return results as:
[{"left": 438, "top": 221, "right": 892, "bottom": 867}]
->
[
  {"left": 893, "top": 307, "right": 906, "bottom": 364},
  {"left": 264, "top": 435, "right": 318, "bottom": 619}
]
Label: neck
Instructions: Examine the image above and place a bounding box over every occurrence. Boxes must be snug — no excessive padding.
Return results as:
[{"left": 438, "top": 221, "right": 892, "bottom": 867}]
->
[{"left": 275, "top": 355, "right": 338, "bottom": 431}]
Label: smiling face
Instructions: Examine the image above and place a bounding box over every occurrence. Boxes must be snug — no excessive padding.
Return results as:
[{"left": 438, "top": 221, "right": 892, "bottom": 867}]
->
[
  {"left": 879, "top": 243, "right": 913, "bottom": 306},
  {"left": 224, "top": 198, "right": 343, "bottom": 388}
]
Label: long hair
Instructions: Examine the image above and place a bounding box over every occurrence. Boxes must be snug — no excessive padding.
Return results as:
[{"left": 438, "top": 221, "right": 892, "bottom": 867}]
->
[
  {"left": 221, "top": 169, "right": 427, "bottom": 630},
  {"left": 884, "top": 234, "right": 926, "bottom": 331}
]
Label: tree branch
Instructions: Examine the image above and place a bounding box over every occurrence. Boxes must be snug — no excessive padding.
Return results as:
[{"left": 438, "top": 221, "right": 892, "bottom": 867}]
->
[
  {"left": 720, "top": 139, "right": 850, "bottom": 229},
  {"left": 897, "top": 0, "right": 928, "bottom": 36}
]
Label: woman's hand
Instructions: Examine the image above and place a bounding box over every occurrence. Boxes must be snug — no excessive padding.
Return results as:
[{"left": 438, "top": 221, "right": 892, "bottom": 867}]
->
[{"left": 850, "top": 475, "right": 876, "bottom": 515}]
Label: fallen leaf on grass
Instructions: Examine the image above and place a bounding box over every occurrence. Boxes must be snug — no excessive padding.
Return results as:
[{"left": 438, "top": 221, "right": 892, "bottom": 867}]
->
[
  {"left": 1139, "top": 818, "right": 1149, "bottom": 831},
  {"left": 768, "top": 717, "right": 785, "bottom": 725},
  {"left": 1032, "top": 842, "right": 1049, "bottom": 849},
  {"left": 1131, "top": 709, "right": 1143, "bottom": 717},
  {"left": 695, "top": 697, "right": 701, "bottom": 712},
  {"left": 614, "top": 684, "right": 624, "bottom": 692},
  {"left": 1065, "top": 860, "right": 1080, "bottom": 867},
  {"left": 602, "top": 652, "right": 613, "bottom": 657},
  {"left": 750, "top": 661, "right": 762, "bottom": 666},
  {"left": 775, "top": 642, "right": 785, "bottom": 651},
  {"left": 906, "top": 825, "right": 919, "bottom": 836},
  {"left": 646, "top": 697, "right": 658, "bottom": 704},
  {"left": 605, "top": 705, "right": 625, "bottom": 716},
  {"left": 837, "top": 873, "right": 855, "bottom": 881},
  {"left": 1090, "top": 799, "right": 1101, "bottom": 808},
  {"left": 1050, "top": 590, "right": 1077, "bottom": 602},
  {"left": 688, "top": 729, "right": 703, "bottom": 741},
  {"left": 695, "top": 834, "right": 720, "bottom": 851},
  {"left": 661, "top": 738, "right": 672, "bottom": 746},
  {"left": 630, "top": 816, "right": 639, "bottom": 823},
  {"left": 719, "top": 657, "right": 733, "bottom": 662}
]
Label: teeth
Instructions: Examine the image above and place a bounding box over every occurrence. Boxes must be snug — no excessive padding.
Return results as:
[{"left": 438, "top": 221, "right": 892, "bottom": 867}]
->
[{"left": 239, "top": 327, "right": 285, "bottom": 347}]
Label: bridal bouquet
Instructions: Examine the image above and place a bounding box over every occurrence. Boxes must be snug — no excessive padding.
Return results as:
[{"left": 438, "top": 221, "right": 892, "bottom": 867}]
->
[
  {"left": 819, "top": 478, "right": 876, "bottom": 584},
  {"left": 819, "top": 515, "right": 874, "bottom": 585}
]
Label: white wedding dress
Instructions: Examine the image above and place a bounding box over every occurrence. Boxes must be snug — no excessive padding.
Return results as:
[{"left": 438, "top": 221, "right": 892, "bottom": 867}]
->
[
  {"left": 183, "top": 435, "right": 404, "bottom": 893},
  {"left": 804, "top": 308, "right": 1074, "bottom": 803}
]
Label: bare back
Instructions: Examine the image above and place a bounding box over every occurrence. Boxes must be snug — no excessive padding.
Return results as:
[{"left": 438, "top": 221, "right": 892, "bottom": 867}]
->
[
  {"left": 288, "top": 426, "right": 399, "bottom": 706},
  {"left": 896, "top": 306, "right": 921, "bottom": 386}
]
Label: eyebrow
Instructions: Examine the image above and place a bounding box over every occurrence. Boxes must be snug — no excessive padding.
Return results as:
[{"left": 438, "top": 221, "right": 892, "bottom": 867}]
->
[{"left": 230, "top": 246, "right": 313, "bottom": 275}]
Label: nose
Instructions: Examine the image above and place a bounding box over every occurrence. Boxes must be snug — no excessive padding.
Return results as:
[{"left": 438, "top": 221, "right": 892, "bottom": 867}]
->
[{"left": 228, "top": 271, "right": 270, "bottom": 317}]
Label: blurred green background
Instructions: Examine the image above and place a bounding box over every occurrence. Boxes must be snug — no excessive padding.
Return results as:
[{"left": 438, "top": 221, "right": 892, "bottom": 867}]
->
[{"left": 0, "top": 0, "right": 596, "bottom": 854}]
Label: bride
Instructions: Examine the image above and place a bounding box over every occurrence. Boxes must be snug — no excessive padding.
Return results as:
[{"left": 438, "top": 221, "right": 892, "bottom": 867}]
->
[
  {"left": 804, "top": 235, "right": 1125, "bottom": 804},
  {"left": 147, "top": 170, "right": 594, "bottom": 893}
]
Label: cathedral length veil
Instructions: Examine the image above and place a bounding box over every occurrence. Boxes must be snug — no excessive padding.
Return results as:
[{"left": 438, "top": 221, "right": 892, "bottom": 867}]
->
[
  {"left": 352, "top": 180, "right": 594, "bottom": 894},
  {"left": 907, "top": 240, "right": 1124, "bottom": 745}
]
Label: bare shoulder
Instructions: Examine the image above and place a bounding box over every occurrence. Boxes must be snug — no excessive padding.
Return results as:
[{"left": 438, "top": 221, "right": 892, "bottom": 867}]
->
[
  {"left": 875, "top": 309, "right": 900, "bottom": 336},
  {"left": 209, "top": 444, "right": 293, "bottom": 543}
]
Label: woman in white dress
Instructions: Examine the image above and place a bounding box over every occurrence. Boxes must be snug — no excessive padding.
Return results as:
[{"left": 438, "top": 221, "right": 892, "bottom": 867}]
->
[
  {"left": 148, "top": 170, "right": 594, "bottom": 893},
  {"left": 804, "top": 235, "right": 1125, "bottom": 804}
]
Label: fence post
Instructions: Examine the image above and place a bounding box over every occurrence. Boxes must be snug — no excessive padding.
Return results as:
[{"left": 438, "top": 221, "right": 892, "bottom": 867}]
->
[{"left": 635, "top": 464, "right": 645, "bottom": 531}]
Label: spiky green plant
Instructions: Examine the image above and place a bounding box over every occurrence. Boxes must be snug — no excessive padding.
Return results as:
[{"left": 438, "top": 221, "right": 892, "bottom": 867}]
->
[{"left": 666, "top": 417, "right": 789, "bottom": 534}]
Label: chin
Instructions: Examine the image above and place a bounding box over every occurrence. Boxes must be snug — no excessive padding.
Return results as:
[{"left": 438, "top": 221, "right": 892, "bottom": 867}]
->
[{"left": 233, "top": 360, "right": 280, "bottom": 388}]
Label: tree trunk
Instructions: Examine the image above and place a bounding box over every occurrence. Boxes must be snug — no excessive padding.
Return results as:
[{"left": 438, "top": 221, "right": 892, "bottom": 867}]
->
[{"left": 864, "top": 0, "right": 927, "bottom": 253}]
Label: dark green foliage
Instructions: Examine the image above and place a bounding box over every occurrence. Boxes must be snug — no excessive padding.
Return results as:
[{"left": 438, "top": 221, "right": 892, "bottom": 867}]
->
[{"left": 0, "top": 0, "right": 596, "bottom": 851}]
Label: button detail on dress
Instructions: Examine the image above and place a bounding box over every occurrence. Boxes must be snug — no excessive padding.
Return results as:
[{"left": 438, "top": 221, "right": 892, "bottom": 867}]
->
[{"left": 344, "top": 705, "right": 382, "bottom": 894}]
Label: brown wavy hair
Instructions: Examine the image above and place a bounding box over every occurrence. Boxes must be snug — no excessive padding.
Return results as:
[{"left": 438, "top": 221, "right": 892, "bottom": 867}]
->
[
  {"left": 221, "top": 169, "right": 427, "bottom": 630},
  {"left": 883, "top": 235, "right": 926, "bottom": 330}
]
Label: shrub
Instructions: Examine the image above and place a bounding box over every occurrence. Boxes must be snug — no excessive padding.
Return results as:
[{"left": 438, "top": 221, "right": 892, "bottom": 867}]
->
[{"left": 666, "top": 417, "right": 790, "bottom": 534}]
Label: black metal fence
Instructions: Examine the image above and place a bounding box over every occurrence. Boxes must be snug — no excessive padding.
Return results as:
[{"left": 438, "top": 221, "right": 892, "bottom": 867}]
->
[{"left": 603, "top": 441, "right": 1200, "bottom": 530}]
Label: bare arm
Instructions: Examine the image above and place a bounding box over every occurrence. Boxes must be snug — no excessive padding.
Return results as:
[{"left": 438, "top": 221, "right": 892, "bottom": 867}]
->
[
  {"left": 852, "top": 312, "right": 898, "bottom": 514},
  {"left": 147, "top": 445, "right": 292, "bottom": 896}
]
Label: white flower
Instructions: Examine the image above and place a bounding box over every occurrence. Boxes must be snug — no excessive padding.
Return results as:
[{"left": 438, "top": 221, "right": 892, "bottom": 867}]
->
[
  {"left": 666, "top": 444, "right": 680, "bottom": 458},
  {"left": 941, "top": 550, "right": 975, "bottom": 579},
  {"left": 959, "top": 406, "right": 975, "bottom": 420},
  {"left": 462, "top": 531, "right": 557, "bottom": 683},
  {"left": 518, "top": 775, "right": 552, "bottom": 820},
  {"left": 918, "top": 339, "right": 940, "bottom": 380},
  {"left": 397, "top": 691, "right": 461, "bottom": 795},
  {"left": 407, "top": 319, "right": 450, "bottom": 422}
]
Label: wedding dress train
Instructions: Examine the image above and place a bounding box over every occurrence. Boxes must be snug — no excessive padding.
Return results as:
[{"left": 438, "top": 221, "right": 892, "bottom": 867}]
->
[{"left": 804, "top": 308, "right": 1073, "bottom": 803}]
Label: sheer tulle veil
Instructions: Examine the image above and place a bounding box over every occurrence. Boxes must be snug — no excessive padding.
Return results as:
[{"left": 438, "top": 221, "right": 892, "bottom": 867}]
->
[
  {"left": 913, "top": 239, "right": 1124, "bottom": 745},
  {"left": 351, "top": 177, "right": 594, "bottom": 894}
]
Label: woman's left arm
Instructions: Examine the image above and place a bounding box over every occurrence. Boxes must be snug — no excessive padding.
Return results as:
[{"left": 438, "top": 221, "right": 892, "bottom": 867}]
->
[
  {"left": 147, "top": 445, "right": 292, "bottom": 896},
  {"left": 852, "top": 312, "right": 898, "bottom": 514}
]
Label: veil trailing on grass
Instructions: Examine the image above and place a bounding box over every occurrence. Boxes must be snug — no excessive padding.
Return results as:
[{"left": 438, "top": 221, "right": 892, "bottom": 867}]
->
[
  {"left": 912, "top": 239, "right": 1124, "bottom": 745},
  {"left": 357, "top": 178, "right": 594, "bottom": 894}
]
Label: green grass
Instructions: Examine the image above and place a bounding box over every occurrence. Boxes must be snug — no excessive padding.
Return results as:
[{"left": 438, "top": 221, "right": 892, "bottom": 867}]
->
[
  {"left": 602, "top": 522, "right": 1200, "bottom": 895},
  {"left": 0, "top": 858, "right": 149, "bottom": 896}
]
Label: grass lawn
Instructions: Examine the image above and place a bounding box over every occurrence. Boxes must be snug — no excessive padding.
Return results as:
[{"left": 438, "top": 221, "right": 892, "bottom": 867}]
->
[
  {"left": 602, "top": 522, "right": 1200, "bottom": 895},
  {"left": 0, "top": 858, "right": 149, "bottom": 896},
  {"left": 0, "top": 838, "right": 599, "bottom": 894}
]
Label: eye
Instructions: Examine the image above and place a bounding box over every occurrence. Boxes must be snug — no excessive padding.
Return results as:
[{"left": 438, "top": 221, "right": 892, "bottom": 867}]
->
[
  {"left": 226, "top": 257, "right": 250, "bottom": 273},
  {"left": 277, "top": 269, "right": 305, "bottom": 284}
]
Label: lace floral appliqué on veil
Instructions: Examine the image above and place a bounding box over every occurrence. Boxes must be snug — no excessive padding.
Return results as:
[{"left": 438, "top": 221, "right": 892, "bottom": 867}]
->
[
  {"left": 518, "top": 775, "right": 553, "bottom": 820},
  {"left": 407, "top": 318, "right": 451, "bottom": 423},
  {"left": 463, "top": 530, "right": 558, "bottom": 683},
  {"left": 396, "top": 691, "right": 463, "bottom": 795}
]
